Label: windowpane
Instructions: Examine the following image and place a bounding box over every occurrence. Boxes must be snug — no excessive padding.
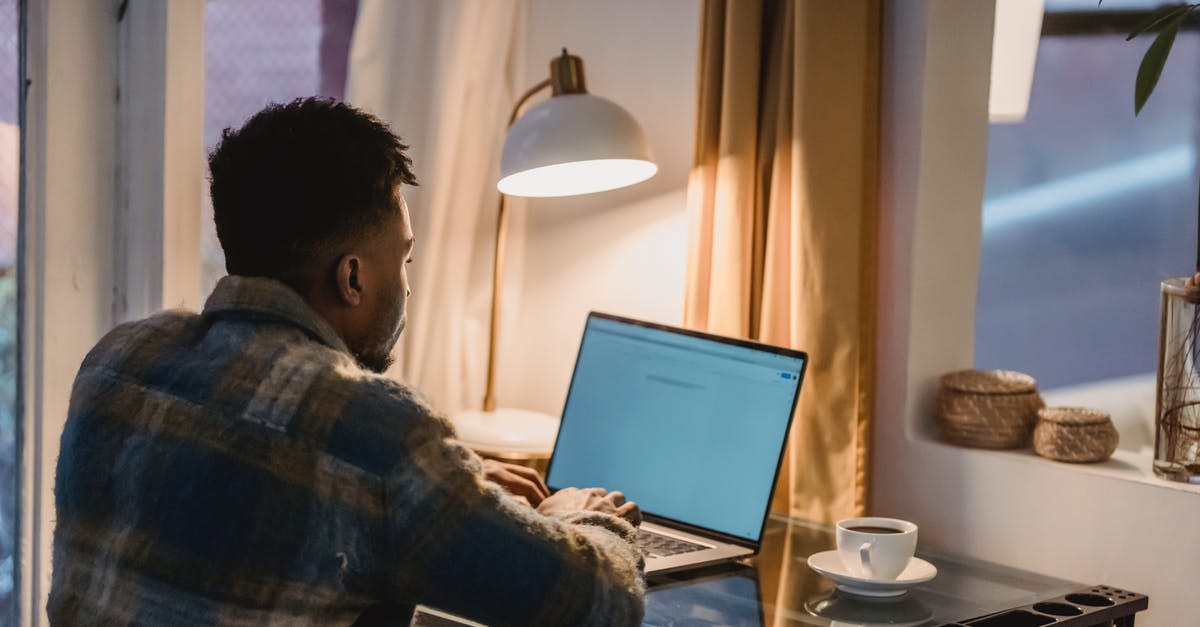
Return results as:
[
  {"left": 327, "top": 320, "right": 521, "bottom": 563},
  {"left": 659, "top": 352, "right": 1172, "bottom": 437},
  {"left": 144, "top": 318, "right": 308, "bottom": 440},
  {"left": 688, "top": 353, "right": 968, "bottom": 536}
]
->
[
  {"left": 976, "top": 30, "right": 1200, "bottom": 390},
  {"left": 0, "top": 0, "right": 16, "bottom": 619},
  {"left": 202, "top": 0, "right": 359, "bottom": 297}
]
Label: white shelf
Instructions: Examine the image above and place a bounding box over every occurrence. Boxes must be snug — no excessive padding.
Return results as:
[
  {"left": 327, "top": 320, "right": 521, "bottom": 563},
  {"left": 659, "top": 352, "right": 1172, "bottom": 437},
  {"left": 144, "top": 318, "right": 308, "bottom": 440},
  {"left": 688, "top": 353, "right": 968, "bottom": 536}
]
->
[
  {"left": 929, "top": 442, "right": 1200, "bottom": 495},
  {"left": 924, "top": 372, "right": 1200, "bottom": 495}
]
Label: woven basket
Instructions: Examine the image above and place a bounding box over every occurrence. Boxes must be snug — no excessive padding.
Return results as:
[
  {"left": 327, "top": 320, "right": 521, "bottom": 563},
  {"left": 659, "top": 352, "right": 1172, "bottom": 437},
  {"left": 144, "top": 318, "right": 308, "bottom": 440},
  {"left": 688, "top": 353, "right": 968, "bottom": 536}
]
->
[
  {"left": 935, "top": 370, "right": 1044, "bottom": 449},
  {"left": 1033, "top": 407, "right": 1119, "bottom": 463}
]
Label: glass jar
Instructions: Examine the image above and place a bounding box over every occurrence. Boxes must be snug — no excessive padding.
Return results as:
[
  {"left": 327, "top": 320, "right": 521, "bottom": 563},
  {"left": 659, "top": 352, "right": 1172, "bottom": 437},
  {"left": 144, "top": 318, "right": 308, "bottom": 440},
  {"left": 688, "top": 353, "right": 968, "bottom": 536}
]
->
[{"left": 1154, "top": 277, "right": 1200, "bottom": 483}]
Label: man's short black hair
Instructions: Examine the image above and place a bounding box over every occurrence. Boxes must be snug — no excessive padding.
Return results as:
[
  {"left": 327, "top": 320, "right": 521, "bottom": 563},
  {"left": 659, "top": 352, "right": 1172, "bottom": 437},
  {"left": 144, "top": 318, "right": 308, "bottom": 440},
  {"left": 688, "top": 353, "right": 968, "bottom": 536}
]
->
[{"left": 208, "top": 97, "right": 417, "bottom": 288}]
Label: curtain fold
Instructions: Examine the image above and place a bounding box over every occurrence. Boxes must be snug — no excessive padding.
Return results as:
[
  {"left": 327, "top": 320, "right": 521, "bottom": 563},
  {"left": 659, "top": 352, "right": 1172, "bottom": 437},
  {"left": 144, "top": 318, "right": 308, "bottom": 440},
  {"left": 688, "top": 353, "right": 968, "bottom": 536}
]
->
[
  {"left": 346, "top": 0, "right": 530, "bottom": 413},
  {"left": 684, "top": 0, "right": 880, "bottom": 524}
]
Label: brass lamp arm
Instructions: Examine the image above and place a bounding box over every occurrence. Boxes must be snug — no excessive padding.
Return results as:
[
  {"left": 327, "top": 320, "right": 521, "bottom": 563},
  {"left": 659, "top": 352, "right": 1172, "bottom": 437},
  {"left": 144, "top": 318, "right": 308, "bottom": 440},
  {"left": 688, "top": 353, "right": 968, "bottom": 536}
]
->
[
  {"left": 508, "top": 78, "right": 552, "bottom": 126},
  {"left": 481, "top": 49, "right": 591, "bottom": 413},
  {"left": 481, "top": 77, "right": 552, "bottom": 413}
]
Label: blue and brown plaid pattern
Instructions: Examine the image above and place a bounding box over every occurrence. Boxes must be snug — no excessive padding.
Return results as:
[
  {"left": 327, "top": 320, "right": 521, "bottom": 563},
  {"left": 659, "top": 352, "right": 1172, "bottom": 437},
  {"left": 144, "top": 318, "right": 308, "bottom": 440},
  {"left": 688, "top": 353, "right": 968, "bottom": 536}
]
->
[{"left": 50, "top": 276, "right": 644, "bottom": 626}]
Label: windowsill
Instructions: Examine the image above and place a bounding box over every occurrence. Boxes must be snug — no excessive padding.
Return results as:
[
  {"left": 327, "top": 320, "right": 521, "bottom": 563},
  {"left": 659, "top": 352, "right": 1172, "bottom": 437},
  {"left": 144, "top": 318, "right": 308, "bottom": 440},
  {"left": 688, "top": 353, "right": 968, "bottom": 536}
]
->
[
  {"left": 911, "top": 372, "right": 1200, "bottom": 495},
  {"left": 936, "top": 442, "right": 1200, "bottom": 494}
]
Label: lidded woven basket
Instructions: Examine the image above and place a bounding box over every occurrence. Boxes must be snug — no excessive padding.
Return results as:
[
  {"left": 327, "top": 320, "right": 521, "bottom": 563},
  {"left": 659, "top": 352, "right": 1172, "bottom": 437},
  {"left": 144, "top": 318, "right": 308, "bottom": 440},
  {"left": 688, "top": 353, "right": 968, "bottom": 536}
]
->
[
  {"left": 1033, "top": 407, "right": 1119, "bottom": 463},
  {"left": 935, "top": 369, "right": 1044, "bottom": 449}
]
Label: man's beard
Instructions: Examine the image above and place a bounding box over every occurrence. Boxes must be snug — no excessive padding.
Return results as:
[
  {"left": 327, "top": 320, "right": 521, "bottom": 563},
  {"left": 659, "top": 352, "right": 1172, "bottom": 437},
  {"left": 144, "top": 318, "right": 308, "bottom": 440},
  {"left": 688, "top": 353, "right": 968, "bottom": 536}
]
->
[
  {"left": 354, "top": 347, "right": 393, "bottom": 374},
  {"left": 354, "top": 314, "right": 405, "bottom": 374}
]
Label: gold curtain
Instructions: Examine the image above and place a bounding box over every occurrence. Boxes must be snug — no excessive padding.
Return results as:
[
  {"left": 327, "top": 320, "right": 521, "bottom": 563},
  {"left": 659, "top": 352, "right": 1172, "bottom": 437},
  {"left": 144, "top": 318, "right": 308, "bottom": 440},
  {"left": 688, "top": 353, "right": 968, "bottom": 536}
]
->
[{"left": 684, "top": 0, "right": 880, "bottom": 524}]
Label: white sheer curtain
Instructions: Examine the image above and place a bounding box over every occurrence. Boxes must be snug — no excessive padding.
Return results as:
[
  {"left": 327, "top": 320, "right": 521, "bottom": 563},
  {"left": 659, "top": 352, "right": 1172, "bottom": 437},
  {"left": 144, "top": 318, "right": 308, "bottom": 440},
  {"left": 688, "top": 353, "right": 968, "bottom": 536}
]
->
[{"left": 346, "top": 0, "right": 530, "bottom": 413}]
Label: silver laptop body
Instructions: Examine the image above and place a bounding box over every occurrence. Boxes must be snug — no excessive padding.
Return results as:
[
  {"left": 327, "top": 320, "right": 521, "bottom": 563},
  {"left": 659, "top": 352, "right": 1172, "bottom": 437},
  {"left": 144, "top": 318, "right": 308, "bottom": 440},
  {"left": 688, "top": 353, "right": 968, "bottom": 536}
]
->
[{"left": 545, "top": 313, "right": 808, "bottom": 575}]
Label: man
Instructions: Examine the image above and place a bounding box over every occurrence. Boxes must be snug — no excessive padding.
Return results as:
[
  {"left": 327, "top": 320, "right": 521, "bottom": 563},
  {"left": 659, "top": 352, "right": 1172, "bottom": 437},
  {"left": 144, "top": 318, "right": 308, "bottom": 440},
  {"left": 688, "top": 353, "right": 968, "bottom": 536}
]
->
[{"left": 49, "top": 98, "right": 644, "bottom": 626}]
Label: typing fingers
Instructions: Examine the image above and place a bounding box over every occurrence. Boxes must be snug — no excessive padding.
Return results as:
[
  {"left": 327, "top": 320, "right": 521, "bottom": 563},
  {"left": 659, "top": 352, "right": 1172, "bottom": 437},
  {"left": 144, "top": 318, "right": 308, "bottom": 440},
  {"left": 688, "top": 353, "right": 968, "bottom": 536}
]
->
[
  {"left": 505, "top": 464, "right": 550, "bottom": 499},
  {"left": 604, "top": 491, "right": 627, "bottom": 507},
  {"left": 615, "top": 501, "right": 642, "bottom": 526},
  {"left": 498, "top": 471, "right": 547, "bottom": 507},
  {"left": 482, "top": 460, "right": 548, "bottom": 506}
]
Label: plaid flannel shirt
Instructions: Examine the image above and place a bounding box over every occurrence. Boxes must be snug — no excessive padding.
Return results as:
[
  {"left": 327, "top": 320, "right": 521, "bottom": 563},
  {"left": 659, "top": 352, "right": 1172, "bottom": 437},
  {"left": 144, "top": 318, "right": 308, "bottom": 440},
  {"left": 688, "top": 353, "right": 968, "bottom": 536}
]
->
[{"left": 50, "top": 276, "right": 644, "bottom": 626}]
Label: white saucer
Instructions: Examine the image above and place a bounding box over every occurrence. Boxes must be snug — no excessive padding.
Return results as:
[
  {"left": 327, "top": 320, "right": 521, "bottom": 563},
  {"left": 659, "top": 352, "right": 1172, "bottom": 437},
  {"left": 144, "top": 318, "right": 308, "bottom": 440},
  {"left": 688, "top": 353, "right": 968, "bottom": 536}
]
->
[{"left": 807, "top": 550, "right": 937, "bottom": 597}]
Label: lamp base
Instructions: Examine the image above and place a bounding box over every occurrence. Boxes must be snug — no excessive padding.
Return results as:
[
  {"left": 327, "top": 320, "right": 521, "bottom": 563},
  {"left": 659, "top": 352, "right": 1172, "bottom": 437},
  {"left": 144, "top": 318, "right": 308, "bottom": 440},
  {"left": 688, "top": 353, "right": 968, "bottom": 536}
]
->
[{"left": 450, "top": 407, "right": 559, "bottom": 457}]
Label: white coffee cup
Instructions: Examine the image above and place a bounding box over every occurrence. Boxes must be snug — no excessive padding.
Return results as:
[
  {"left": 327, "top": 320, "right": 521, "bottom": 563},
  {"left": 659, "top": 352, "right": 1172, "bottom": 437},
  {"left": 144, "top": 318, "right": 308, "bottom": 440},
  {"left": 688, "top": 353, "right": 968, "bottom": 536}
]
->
[{"left": 835, "top": 517, "right": 918, "bottom": 580}]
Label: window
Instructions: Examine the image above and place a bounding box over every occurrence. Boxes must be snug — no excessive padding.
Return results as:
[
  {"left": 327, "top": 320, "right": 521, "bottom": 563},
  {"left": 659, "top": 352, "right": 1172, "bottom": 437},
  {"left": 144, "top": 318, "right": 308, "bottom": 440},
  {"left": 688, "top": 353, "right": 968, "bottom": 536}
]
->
[
  {"left": 0, "top": 0, "right": 16, "bottom": 619},
  {"left": 975, "top": 1, "right": 1198, "bottom": 390},
  {"left": 202, "top": 0, "right": 359, "bottom": 297}
]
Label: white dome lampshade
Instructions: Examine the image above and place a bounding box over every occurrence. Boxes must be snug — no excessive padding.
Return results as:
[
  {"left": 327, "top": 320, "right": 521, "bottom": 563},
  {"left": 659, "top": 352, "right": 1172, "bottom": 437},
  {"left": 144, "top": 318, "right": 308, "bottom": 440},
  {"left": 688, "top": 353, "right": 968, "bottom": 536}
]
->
[{"left": 498, "top": 93, "right": 657, "bottom": 197}]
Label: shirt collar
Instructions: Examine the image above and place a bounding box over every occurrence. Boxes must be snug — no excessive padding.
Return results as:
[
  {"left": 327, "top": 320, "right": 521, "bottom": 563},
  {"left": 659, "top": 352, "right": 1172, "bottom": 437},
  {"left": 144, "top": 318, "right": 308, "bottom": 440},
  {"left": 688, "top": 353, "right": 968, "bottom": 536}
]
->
[{"left": 202, "top": 275, "right": 351, "bottom": 355}]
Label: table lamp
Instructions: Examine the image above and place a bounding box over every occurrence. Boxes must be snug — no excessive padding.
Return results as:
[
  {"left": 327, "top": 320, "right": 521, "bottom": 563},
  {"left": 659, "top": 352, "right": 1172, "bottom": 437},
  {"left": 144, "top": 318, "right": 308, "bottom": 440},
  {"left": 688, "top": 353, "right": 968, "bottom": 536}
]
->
[{"left": 451, "top": 49, "right": 657, "bottom": 462}]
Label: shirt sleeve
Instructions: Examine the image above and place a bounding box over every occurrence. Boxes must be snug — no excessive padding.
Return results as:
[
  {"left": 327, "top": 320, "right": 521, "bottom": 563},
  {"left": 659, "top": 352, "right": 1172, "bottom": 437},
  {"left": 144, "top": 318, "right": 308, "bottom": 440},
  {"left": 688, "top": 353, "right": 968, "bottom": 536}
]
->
[{"left": 378, "top": 395, "right": 645, "bottom": 626}]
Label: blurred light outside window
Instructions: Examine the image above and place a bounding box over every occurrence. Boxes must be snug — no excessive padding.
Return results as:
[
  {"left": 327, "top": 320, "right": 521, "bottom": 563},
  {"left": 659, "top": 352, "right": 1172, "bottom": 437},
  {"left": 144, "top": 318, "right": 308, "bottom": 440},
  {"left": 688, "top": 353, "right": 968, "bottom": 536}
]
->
[
  {"left": 202, "top": 0, "right": 359, "bottom": 297},
  {"left": 976, "top": 0, "right": 1200, "bottom": 391},
  {"left": 0, "top": 0, "right": 17, "bottom": 619}
]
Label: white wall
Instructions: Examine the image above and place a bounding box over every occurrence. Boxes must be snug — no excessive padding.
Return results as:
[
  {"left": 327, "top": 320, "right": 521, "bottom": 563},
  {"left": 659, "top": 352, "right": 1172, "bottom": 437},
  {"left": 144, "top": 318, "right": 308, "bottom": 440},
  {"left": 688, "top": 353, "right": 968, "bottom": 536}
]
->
[
  {"left": 874, "top": 2, "right": 1200, "bottom": 625},
  {"left": 498, "top": 0, "right": 700, "bottom": 415}
]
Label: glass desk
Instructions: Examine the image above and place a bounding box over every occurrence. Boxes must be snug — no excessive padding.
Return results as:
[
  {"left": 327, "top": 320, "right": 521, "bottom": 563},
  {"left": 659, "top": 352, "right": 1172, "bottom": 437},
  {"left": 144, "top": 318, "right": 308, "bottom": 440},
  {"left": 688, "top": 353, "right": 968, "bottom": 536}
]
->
[{"left": 644, "top": 515, "right": 1145, "bottom": 626}]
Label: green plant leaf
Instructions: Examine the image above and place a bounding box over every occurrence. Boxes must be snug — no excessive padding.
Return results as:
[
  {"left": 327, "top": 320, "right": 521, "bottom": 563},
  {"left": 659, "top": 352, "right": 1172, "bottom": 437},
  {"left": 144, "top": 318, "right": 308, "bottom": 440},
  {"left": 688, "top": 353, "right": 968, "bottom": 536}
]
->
[
  {"left": 1135, "top": 16, "right": 1184, "bottom": 115},
  {"left": 1126, "top": 4, "right": 1190, "bottom": 41}
]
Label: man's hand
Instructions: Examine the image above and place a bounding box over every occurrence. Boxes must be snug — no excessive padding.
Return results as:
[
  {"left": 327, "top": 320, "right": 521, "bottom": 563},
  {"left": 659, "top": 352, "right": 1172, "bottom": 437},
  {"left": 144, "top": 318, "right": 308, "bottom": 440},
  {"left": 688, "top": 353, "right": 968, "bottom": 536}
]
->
[
  {"left": 482, "top": 459, "right": 550, "bottom": 507},
  {"left": 536, "top": 487, "right": 642, "bottom": 527}
]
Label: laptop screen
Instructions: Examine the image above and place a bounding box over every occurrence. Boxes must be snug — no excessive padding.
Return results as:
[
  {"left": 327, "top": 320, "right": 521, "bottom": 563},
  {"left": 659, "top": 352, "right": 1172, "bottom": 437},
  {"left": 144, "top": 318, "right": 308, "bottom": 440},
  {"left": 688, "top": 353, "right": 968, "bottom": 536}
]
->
[{"left": 546, "top": 314, "right": 806, "bottom": 543}]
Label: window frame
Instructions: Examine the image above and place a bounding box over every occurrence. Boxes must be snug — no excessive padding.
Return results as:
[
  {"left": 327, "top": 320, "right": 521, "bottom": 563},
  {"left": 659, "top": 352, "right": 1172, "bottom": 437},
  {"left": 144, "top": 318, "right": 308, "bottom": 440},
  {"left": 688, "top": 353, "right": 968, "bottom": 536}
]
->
[{"left": 19, "top": 2, "right": 204, "bottom": 625}]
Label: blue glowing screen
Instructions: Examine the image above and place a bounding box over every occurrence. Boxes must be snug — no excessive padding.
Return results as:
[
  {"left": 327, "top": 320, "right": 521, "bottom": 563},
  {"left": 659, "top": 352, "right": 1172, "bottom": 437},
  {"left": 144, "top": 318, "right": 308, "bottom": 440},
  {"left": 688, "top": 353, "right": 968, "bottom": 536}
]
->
[{"left": 547, "top": 316, "right": 805, "bottom": 542}]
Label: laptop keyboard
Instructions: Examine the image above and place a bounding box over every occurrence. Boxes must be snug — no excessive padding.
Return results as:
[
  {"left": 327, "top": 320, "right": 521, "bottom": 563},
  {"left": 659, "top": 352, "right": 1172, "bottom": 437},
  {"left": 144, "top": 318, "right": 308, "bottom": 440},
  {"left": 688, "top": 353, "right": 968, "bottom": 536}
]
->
[{"left": 637, "top": 529, "right": 709, "bottom": 557}]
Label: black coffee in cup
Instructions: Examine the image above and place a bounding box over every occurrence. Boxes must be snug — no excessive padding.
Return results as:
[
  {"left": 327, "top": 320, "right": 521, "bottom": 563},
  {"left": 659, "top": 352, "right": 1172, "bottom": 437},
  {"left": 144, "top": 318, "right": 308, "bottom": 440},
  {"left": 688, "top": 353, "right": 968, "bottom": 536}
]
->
[
  {"left": 836, "top": 517, "right": 918, "bottom": 579},
  {"left": 845, "top": 525, "right": 902, "bottom": 534}
]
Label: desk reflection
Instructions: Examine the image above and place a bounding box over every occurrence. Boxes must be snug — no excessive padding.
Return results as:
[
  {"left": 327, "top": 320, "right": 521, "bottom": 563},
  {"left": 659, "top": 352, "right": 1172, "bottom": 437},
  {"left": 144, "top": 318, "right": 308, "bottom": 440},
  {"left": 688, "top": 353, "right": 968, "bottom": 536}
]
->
[
  {"left": 644, "top": 565, "right": 938, "bottom": 627},
  {"left": 804, "top": 590, "right": 933, "bottom": 626},
  {"left": 644, "top": 567, "right": 764, "bottom": 627}
]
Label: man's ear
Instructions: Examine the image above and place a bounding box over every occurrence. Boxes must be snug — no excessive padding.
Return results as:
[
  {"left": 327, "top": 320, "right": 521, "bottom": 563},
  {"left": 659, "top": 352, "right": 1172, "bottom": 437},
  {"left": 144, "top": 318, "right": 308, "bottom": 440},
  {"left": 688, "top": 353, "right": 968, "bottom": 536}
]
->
[{"left": 335, "top": 254, "right": 364, "bottom": 306}]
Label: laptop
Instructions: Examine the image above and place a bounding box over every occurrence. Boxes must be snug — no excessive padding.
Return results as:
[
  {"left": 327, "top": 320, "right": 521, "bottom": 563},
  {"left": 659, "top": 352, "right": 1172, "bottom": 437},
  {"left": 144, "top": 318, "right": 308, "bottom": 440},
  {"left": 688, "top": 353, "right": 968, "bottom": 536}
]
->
[{"left": 545, "top": 312, "right": 808, "bottom": 574}]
